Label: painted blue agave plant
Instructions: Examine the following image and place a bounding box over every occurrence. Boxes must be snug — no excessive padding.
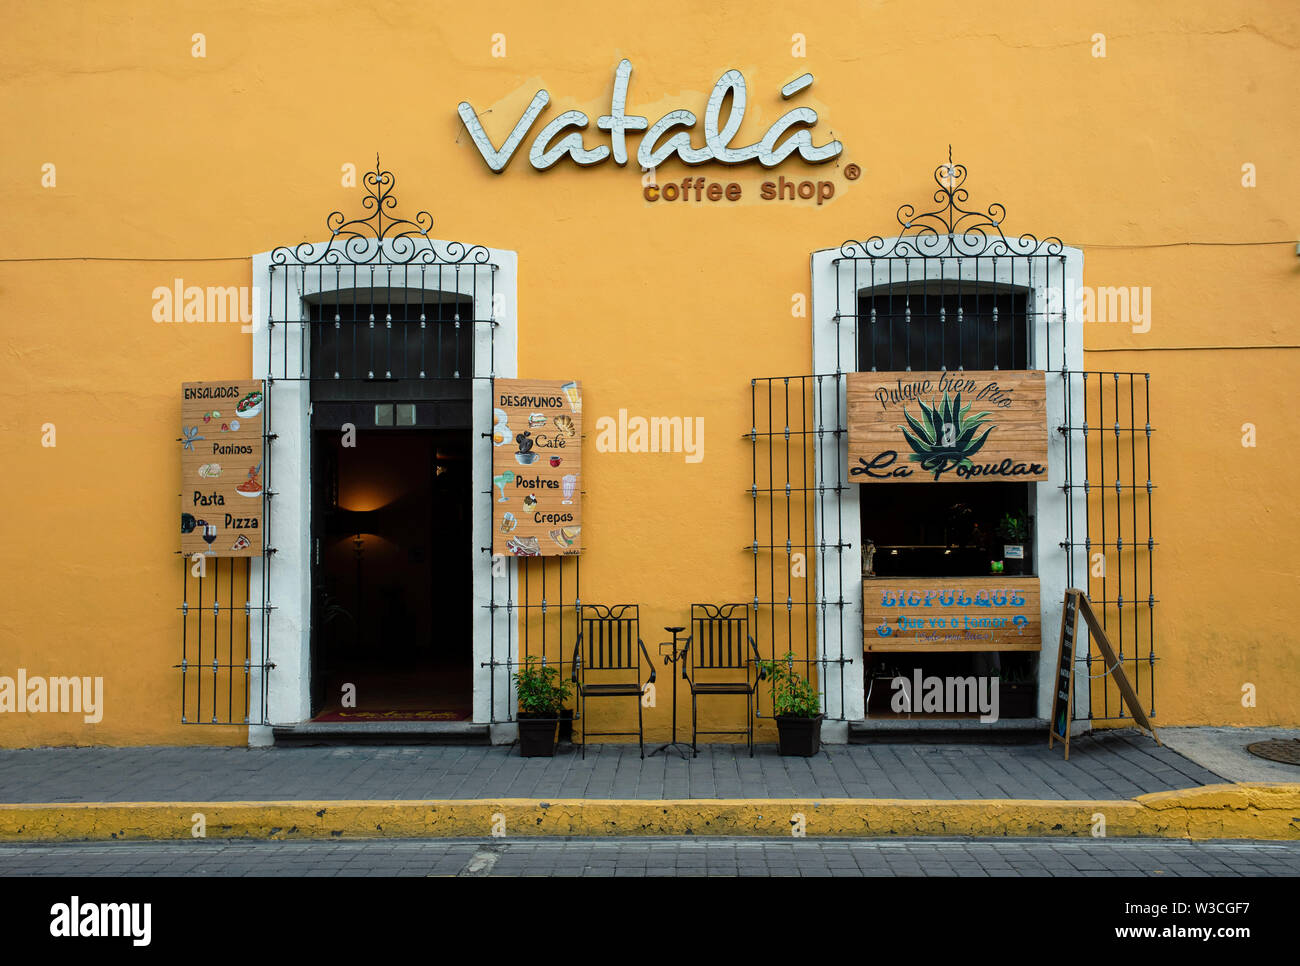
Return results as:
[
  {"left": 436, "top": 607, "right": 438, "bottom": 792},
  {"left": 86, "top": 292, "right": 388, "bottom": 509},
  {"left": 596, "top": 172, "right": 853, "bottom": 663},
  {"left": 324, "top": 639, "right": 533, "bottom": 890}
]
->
[{"left": 898, "top": 391, "right": 994, "bottom": 480}]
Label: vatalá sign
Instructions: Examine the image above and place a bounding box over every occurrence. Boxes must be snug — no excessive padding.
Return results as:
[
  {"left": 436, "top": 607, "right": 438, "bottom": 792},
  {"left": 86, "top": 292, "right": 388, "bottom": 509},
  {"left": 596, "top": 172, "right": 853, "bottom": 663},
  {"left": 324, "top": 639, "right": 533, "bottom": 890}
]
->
[{"left": 458, "top": 59, "right": 843, "bottom": 173}]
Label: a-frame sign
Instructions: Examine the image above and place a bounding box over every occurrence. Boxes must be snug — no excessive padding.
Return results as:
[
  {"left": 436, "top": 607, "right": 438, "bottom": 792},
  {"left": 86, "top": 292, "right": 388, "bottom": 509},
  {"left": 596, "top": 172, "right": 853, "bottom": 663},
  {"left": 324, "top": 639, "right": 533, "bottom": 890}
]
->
[{"left": 1050, "top": 588, "right": 1160, "bottom": 760}]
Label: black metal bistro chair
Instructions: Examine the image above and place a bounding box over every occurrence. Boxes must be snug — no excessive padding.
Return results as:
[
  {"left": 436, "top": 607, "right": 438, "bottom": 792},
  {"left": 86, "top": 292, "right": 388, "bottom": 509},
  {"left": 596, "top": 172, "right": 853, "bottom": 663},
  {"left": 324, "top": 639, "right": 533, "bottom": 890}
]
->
[
  {"left": 571, "top": 604, "right": 656, "bottom": 758},
  {"left": 682, "top": 603, "right": 766, "bottom": 757}
]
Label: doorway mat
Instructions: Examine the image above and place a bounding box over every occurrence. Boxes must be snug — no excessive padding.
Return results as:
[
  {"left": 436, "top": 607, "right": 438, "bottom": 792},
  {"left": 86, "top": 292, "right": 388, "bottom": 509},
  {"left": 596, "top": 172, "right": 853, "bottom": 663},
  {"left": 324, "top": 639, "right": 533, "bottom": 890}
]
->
[{"left": 311, "top": 709, "right": 471, "bottom": 722}]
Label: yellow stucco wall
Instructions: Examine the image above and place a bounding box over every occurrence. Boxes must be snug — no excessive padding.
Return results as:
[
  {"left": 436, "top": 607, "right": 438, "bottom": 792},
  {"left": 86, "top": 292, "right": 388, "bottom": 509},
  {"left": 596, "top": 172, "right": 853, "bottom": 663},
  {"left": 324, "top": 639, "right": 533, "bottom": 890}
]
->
[{"left": 1, "top": 1, "right": 1296, "bottom": 745}]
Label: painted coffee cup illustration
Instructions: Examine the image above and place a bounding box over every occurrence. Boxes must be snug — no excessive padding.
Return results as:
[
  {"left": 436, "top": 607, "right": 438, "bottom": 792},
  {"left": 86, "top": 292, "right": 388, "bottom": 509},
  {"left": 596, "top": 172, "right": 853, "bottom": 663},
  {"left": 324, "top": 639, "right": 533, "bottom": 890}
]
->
[{"left": 514, "top": 431, "right": 538, "bottom": 465}]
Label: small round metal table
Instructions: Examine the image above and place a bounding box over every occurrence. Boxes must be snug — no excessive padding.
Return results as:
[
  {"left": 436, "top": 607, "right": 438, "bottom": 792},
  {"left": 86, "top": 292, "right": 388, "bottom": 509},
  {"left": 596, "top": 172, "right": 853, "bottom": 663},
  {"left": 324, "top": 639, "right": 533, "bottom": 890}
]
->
[{"left": 648, "top": 626, "right": 691, "bottom": 759}]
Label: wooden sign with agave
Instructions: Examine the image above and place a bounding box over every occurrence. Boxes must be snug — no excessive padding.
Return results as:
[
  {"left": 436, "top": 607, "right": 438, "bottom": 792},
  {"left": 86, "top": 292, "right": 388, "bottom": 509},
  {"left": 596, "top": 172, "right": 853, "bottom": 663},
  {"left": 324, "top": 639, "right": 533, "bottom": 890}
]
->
[{"left": 846, "top": 370, "right": 1048, "bottom": 483}]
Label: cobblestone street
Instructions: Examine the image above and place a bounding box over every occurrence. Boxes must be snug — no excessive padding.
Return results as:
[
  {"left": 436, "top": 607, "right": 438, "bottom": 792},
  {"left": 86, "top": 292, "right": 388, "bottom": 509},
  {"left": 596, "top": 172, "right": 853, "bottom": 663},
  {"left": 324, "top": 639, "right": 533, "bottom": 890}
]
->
[{"left": 3, "top": 837, "right": 1298, "bottom": 877}]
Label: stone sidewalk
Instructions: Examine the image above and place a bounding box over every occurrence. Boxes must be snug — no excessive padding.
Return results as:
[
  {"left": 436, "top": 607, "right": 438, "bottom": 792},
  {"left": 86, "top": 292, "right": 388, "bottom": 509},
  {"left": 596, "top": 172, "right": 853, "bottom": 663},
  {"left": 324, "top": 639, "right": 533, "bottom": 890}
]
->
[{"left": 1, "top": 729, "right": 1219, "bottom": 803}]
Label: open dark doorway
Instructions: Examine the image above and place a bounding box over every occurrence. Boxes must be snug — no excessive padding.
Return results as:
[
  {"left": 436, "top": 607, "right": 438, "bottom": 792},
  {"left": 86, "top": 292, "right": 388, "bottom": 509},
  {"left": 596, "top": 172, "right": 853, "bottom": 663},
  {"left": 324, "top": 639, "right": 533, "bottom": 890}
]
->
[
  {"left": 310, "top": 425, "right": 472, "bottom": 720},
  {"left": 303, "top": 287, "right": 475, "bottom": 722}
]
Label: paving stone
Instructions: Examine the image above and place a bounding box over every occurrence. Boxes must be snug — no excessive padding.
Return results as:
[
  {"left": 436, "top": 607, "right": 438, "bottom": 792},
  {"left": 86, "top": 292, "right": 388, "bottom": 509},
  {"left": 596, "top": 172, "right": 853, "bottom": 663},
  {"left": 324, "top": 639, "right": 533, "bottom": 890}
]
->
[{"left": 0, "top": 732, "right": 1224, "bottom": 805}]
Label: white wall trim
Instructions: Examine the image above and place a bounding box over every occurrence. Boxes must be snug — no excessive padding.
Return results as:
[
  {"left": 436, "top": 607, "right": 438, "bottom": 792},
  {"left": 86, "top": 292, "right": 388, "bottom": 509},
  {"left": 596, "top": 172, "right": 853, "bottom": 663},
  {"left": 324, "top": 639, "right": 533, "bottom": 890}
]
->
[
  {"left": 245, "top": 242, "right": 518, "bottom": 744},
  {"left": 810, "top": 240, "right": 1086, "bottom": 725}
]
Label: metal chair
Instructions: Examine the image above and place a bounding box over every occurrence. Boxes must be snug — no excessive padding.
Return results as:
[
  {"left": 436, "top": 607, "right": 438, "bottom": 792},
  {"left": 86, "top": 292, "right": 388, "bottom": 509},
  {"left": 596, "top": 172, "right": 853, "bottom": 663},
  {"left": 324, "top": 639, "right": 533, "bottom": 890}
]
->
[
  {"left": 571, "top": 603, "right": 656, "bottom": 758},
  {"left": 682, "top": 603, "right": 765, "bottom": 757}
]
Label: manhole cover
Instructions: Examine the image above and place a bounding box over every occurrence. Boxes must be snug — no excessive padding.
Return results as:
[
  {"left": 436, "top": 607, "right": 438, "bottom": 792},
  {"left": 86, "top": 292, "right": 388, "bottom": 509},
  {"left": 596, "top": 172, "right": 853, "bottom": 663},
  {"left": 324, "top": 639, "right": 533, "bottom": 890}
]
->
[{"left": 1245, "top": 740, "right": 1300, "bottom": 766}]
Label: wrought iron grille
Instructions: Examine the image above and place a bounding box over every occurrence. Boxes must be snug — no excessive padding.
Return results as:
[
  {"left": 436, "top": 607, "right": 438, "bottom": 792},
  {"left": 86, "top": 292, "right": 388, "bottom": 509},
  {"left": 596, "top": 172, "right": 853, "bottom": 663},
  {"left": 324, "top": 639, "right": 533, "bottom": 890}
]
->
[
  {"left": 836, "top": 152, "right": 1065, "bottom": 374},
  {"left": 266, "top": 160, "right": 497, "bottom": 386},
  {"left": 1061, "top": 370, "right": 1158, "bottom": 723},
  {"left": 176, "top": 556, "right": 270, "bottom": 724},
  {"left": 747, "top": 374, "right": 851, "bottom": 719},
  {"left": 172, "top": 160, "right": 511, "bottom": 725},
  {"left": 750, "top": 151, "right": 1156, "bottom": 726},
  {"left": 176, "top": 387, "right": 273, "bottom": 725},
  {"left": 485, "top": 554, "right": 582, "bottom": 723},
  {"left": 257, "top": 159, "right": 566, "bottom": 726}
]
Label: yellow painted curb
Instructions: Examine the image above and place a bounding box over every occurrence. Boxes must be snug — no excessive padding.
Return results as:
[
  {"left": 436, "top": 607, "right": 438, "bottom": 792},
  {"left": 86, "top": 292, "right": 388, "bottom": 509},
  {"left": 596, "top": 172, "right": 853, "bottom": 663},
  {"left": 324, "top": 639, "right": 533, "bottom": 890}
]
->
[{"left": 1, "top": 784, "right": 1296, "bottom": 842}]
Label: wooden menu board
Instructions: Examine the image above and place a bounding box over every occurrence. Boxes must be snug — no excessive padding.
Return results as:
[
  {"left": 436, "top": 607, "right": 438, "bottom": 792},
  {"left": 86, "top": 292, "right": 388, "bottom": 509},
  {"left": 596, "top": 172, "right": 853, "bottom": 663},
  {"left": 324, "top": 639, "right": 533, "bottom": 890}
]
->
[
  {"left": 179, "top": 380, "right": 265, "bottom": 558},
  {"left": 847, "top": 370, "right": 1048, "bottom": 483},
  {"left": 864, "top": 577, "right": 1040, "bottom": 652},
  {"left": 492, "top": 378, "right": 582, "bottom": 556}
]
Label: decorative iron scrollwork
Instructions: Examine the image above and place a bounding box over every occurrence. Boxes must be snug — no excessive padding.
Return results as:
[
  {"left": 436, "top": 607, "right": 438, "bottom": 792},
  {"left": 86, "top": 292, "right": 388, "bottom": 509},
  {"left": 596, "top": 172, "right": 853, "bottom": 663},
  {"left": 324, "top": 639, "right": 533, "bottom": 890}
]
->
[
  {"left": 271, "top": 156, "right": 491, "bottom": 266},
  {"left": 840, "top": 148, "right": 1062, "bottom": 259}
]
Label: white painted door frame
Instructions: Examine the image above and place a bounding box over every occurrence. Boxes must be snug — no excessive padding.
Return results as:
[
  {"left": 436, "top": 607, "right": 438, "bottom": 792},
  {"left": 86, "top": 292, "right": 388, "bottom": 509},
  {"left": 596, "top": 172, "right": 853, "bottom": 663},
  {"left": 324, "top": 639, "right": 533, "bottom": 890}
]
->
[
  {"left": 245, "top": 242, "right": 518, "bottom": 745},
  {"left": 809, "top": 241, "right": 1087, "bottom": 727}
]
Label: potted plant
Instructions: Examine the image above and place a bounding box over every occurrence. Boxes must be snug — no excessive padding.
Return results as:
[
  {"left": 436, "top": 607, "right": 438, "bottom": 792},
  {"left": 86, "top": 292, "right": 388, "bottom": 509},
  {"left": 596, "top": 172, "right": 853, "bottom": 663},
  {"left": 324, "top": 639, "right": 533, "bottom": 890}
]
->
[
  {"left": 995, "top": 513, "right": 1030, "bottom": 576},
  {"left": 757, "top": 651, "right": 824, "bottom": 756},
  {"left": 513, "top": 656, "right": 573, "bottom": 757}
]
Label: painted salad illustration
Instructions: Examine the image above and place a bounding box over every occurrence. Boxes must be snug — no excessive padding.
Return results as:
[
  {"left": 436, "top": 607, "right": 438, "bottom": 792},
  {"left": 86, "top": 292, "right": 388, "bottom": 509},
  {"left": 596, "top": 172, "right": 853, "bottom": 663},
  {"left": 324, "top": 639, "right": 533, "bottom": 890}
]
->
[
  {"left": 898, "top": 392, "right": 992, "bottom": 480},
  {"left": 234, "top": 390, "right": 263, "bottom": 419}
]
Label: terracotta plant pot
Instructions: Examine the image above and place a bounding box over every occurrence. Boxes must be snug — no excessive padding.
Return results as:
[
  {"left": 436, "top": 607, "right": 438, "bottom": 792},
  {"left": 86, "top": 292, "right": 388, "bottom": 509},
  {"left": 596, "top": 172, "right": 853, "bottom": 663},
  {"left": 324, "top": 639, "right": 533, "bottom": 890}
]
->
[
  {"left": 775, "top": 714, "right": 825, "bottom": 756},
  {"left": 517, "top": 713, "right": 559, "bottom": 757}
]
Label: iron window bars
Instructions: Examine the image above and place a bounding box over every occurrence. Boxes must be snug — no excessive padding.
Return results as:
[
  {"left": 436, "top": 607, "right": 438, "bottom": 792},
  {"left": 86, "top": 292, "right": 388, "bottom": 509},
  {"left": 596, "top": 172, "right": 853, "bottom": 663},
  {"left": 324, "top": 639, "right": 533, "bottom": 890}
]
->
[
  {"left": 177, "top": 556, "right": 268, "bottom": 725},
  {"left": 260, "top": 160, "right": 578, "bottom": 726},
  {"left": 1060, "top": 370, "right": 1158, "bottom": 723},
  {"left": 750, "top": 152, "right": 1156, "bottom": 726}
]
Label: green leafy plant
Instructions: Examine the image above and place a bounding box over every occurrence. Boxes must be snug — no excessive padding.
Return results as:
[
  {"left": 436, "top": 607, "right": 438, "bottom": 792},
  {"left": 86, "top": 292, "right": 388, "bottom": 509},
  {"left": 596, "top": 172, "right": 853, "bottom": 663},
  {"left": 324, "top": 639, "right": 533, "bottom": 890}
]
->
[
  {"left": 998, "top": 653, "right": 1035, "bottom": 685},
  {"left": 898, "top": 392, "right": 993, "bottom": 480},
  {"left": 996, "top": 512, "right": 1029, "bottom": 542},
  {"left": 756, "top": 651, "right": 822, "bottom": 718},
  {"left": 513, "top": 656, "right": 573, "bottom": 716}
]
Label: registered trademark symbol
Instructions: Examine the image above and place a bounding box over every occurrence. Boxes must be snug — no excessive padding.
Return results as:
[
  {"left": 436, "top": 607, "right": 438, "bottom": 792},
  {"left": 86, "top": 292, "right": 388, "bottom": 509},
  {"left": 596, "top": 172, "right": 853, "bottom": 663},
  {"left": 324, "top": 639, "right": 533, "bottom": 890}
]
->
[{"left": 844, "top": 163, "right": 861, "bottom": 181}]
